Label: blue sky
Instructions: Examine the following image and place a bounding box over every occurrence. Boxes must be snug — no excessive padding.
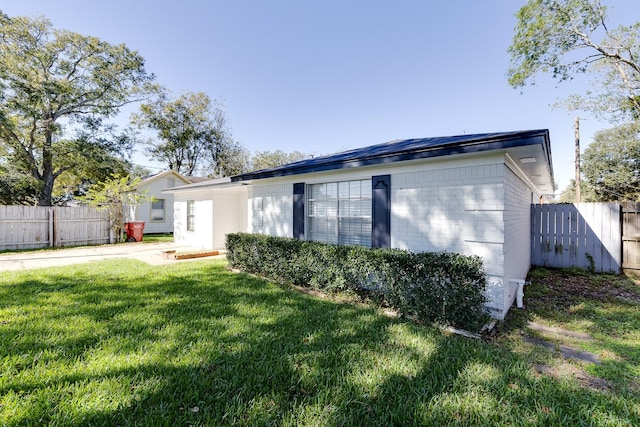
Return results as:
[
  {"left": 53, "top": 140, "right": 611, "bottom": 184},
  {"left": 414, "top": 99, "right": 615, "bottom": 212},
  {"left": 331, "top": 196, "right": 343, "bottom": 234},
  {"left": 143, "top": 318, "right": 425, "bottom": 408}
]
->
[{"left": 2, "top": 0, "right": 638, "bottom": 193}]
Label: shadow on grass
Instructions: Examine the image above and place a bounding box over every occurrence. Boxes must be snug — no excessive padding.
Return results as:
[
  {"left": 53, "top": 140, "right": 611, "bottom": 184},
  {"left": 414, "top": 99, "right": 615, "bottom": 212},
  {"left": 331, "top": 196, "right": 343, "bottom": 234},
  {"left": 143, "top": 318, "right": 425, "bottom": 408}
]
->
[
  {"left": 0, "top": 261, "right": 638, "bottom": 425},
  {"left": 494, "top": 267, "right": 640, "bottom": 396}
]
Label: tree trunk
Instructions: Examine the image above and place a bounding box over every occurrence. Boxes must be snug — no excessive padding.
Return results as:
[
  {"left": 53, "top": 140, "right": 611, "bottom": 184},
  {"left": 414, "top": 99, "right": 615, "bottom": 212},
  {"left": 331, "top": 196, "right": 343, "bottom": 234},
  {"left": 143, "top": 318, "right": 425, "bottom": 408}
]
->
[
  {"left": 575, "top": 116, "right": 581, "bottom": 203},
  {"left": 37, "top": 127, "right": 55, "bottom": 206}
]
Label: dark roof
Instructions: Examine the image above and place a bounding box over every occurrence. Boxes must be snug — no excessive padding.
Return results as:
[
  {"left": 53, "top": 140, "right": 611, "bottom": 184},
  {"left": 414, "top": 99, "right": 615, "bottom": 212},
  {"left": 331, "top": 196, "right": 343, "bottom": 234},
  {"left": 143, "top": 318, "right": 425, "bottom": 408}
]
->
[{"left": 232, "top": 130, "right": 553, "bottom": 185}]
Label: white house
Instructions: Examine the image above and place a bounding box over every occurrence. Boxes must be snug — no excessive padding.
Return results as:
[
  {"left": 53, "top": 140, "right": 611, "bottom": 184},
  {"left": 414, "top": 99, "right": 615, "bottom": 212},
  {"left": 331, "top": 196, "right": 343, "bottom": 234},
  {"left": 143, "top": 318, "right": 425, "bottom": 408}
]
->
[
  {"left": 165, "top": 130, "right": 555, "bottom": 319},
  {"left": 131, "top": 170, "right": 192, "bottom": 234}
]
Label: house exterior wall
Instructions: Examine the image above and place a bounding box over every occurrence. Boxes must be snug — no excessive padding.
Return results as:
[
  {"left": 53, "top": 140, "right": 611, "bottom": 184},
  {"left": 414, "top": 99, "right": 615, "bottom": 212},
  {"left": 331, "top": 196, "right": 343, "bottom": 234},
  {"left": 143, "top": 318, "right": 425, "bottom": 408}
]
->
[
  {"left": 173, "top": 187, "right": 248, "bottom": 250},
  {"left": 502, "top": 162, "right": 538, "bottom": 312},
  {"left": 245, "top": 153, "right": 531, "bottom": 316},
  {"left": 249, "top": 183, "right": 295, "bottom": 238},
  {"left": 174, "top": 191, "right": 214, "bottom": 249},
  {"left": 212, "top": 190, "right": 248, "bottom": 249},
  {"left": 134, "top": 174, "right": 189, "bottom": 234},
  {"left": 390, "top": 162, "right": 509, "bottom": 316}
]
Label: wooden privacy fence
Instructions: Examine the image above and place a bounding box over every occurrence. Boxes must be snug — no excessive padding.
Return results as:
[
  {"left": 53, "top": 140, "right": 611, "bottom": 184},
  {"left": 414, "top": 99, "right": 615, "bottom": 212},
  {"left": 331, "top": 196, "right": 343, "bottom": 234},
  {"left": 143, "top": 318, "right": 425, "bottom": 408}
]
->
[
  {"left": 622, "top": 202, "right": 640, "bottom": 271},
  {"left": 531, "top": 203, "right": 622, "bottom": 274},
  {"left": 0, "top": 205, "right": 111, "bottom": 251}
]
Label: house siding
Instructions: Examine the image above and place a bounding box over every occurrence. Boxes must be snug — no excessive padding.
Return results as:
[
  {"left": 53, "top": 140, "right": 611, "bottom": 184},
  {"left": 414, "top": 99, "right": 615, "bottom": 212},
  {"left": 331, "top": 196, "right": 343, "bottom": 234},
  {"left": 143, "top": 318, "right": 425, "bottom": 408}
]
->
[
  {"left": 390, "top": 162, "right": 508, "bottom": 315},
  {"left": 502, "top": 164, "right": 537, "bottom": 312},
  {"left": 238, "top": 151, "right": 544, "bottom": 319},
  {"left": 133, "top": 172, "right": 190, "bottom": 234},
  {"left": 249, "top": 183, "right": 295, "bottom": 238}
]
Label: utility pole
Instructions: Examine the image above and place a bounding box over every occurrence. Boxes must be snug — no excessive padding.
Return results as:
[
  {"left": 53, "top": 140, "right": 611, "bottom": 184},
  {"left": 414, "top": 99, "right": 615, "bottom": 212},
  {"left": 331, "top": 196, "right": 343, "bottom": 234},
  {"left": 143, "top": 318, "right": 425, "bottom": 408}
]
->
[{"left": 575, "top": 116, "right": 581, "bottom": 203}]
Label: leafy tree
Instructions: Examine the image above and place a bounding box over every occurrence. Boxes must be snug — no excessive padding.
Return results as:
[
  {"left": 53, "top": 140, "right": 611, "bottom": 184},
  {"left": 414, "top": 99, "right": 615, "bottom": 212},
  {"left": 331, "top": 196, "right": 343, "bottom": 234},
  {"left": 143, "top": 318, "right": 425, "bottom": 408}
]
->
[
  {"left": 0, "top": 166, "right": 39, "bottom": 205},
  {"left": 508, "top": 0, "right": 640, "bottom": 121},
  {"left": 79, "top": 174, "right": 150, "bottom": 243},
  {"left": 581, "top": 122, "right": 640, "bottom": 201},
  {"left": 557, "top": 179, "right": 598, "bottom": 202},
  {"left": 0, "top": 11, "right": 155, "bottom": 206},
  {"left": 134, "top": 91, "right": 246, "bottom": 177},
  {"left": 250, "top": 150, "right": 308, "bottom": 171},
  {"left": 206, "top": 139, "right": 251, "bottom": 177}
]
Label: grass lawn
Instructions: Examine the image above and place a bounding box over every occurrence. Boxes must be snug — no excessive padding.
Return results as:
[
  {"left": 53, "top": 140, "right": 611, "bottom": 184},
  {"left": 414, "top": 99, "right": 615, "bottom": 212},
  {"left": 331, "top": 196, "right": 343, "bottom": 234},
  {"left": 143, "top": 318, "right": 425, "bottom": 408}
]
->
[
  {"left": 1, "top": 260, "right": 638, "bottom": 426},
  {"left": 141, "top": 233, "right": 174, "bottom": 243}
]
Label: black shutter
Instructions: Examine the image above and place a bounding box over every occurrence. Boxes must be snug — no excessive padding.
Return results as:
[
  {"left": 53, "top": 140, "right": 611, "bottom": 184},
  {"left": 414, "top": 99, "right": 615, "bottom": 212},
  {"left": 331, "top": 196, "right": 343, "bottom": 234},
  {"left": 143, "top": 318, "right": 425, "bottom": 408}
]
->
[
  {"left": 372, "top": 175, "right": 391, "bottom": 248},
  {"left": 293, "top": 183, "right": 305, "bottom": 240}
]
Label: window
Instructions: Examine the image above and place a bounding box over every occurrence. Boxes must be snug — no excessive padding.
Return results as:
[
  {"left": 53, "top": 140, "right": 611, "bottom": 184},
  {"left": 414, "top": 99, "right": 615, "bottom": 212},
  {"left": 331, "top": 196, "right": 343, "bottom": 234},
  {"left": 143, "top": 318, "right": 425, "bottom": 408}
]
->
[
  {"left": 151, "top": 199, "right": 165, "bottom": 221},
  {"left": 307, "top": 179, "right": 371, "bottom": 246},
  {"left": 187, "top": 200, "right": 195, "bottom": 231}
]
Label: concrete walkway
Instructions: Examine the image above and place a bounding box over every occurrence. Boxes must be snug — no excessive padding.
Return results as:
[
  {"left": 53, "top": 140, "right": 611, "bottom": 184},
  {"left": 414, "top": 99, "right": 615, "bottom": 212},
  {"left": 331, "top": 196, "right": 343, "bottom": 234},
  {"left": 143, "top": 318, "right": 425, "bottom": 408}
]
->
[{"left": 0, "top": 242, "right": 218, "bottom": 272}]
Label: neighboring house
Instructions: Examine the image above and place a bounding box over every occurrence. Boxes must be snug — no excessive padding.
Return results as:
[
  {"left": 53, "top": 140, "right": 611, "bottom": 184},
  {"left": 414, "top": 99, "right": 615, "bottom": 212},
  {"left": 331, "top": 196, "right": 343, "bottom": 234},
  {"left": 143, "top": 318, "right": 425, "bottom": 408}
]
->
[
  {"left": 131, "top": 170, "right": 192, "bottom": 234},
  {"left": 165, "top": 130, "right": 555, "bottom": 319}
]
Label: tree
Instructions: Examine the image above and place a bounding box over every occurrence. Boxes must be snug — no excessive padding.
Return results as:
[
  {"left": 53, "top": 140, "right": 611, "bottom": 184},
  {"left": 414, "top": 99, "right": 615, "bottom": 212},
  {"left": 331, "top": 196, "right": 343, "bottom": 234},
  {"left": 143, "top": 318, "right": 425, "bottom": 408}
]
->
[
  {"left": 250, "top": 150, "right": 308, "bottom": 171},
  {"left": 206, "top": 139, "right": 251, "bottom": 177},
  {"left": 134, "top": 91, "right": 246, "bottom": 177},
  {"left": 557, "top": 179, "right": 598, "bottom": 202},
  {"left": 0, "top": 166, "right": 39, "bottom": 205},
  {"left": 581, "top": 122, "right": 640, "bottom": 201},
  {"left": 0, "top": 11, "right": 155, "bottom": 206},
  {"left": 79, "top": 174, "right": 150, "bottom": 243},
  {"left": 508, "top": 0, "right": 640, "bottom": 121}
]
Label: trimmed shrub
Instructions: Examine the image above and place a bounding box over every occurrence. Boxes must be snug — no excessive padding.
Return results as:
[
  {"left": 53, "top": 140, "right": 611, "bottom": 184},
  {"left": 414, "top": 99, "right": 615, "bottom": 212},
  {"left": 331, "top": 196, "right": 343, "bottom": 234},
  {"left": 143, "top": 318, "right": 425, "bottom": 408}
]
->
[{"left": 226, "top": 233, "right": 488, "bottom": 331}]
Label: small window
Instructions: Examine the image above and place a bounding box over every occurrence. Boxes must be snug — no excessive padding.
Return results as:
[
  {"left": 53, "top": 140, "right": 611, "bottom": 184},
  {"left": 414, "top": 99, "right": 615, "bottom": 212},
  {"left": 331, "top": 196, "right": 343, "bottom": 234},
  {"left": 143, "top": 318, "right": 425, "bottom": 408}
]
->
[
  {"left": 151, "top": 199, "right": 165, "bottom": 221},
  {"left": 187, "top": 200, "right": 195, "bottom": 231}
]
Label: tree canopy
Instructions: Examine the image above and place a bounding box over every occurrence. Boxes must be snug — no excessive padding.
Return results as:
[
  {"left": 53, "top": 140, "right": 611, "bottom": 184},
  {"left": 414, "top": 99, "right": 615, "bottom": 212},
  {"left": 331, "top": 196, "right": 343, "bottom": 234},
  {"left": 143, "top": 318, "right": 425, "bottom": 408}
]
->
[
  {"left": 134, "top": 91, "right": 246, "bottom": 178},
  {"left": 79, "top": 174, "right": 149, "bottom": 243},
  {"left": 508, "top": 0, "right": 640, "bottom": 121},
  {"left": 250, "top": 150, "right": 308, "bottom": 171},
  {"left": 0, "top": 10, "right": 155, "bottom": 205},
  {"left": 581, "top": 122, "right": 640, "bottom": 201}
]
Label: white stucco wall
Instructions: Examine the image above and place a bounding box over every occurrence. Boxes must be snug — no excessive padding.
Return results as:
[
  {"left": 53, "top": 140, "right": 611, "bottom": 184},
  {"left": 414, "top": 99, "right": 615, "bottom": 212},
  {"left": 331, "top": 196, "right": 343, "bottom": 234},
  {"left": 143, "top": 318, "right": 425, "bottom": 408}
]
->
[
  {"left": 212, "top": 190, "right": 248, "bottom": 249},
  {"left": 174, "top": 192, "right": 214, "bottom": 249},
  {"left": 173, "top": 187, "right": 248, "bottom": 250}
]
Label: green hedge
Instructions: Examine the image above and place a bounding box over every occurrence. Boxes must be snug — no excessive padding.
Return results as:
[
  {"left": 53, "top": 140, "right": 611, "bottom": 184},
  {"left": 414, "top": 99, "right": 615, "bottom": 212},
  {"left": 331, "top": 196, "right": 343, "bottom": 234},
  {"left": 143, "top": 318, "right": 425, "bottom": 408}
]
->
[{"left": 225, "top": 233, "right": 489, "bottom": 331}]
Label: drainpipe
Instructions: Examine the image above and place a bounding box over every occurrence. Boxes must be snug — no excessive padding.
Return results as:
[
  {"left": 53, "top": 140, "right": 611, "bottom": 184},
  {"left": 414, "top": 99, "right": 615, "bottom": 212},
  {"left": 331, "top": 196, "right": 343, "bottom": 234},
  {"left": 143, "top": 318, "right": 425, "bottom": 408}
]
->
[{"left": 510, "top": 279, "right": 528, "bottom": 309}]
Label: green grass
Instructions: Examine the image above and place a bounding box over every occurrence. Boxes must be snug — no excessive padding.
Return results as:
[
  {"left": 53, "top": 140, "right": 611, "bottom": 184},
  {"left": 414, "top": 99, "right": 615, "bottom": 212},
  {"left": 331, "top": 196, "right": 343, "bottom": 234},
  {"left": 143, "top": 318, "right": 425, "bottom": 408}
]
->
[
  {"left": 141, "top": 233, "right": 174, "bottom": 243},
  {"left": 1, "top": 261, "right": 638, "bottom": 426},
  {"left": 495, "top": 267, "right": 640, "bottom": 396}
]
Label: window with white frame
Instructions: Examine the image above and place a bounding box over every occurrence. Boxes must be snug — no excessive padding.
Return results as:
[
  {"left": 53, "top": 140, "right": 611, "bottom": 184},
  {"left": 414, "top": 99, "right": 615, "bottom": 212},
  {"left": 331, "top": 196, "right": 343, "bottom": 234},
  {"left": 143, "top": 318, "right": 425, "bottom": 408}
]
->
[
  {"left": 186, "top": 200, "right": 195, "bottom": 231},
  {"left": 151, "top": 199, "right": 165, "bottom": 221},
  {"left": 307, "top": 179, "right": 371, "bottom": 246}
]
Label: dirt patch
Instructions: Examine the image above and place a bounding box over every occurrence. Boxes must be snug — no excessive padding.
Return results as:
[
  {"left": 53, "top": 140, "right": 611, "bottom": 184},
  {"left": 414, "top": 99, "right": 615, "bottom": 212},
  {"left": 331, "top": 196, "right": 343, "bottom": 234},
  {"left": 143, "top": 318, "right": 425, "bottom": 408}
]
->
[
  {"left": 533, "top": 362, "right": 614, "bottom": 392},
  {"left": 531, "top": 269, "right": 640, "bottom": 307}
]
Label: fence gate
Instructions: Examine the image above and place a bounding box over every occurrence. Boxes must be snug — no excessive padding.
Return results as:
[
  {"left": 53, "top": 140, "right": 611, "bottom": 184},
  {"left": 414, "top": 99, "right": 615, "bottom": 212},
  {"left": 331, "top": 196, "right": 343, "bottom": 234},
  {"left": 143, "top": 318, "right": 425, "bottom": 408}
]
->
[
  {"left": 622, "top": 202, "right": 640, "bottom": 271},
  {"left": 531, "top": 203, "right": 621, "bottom": 274}
]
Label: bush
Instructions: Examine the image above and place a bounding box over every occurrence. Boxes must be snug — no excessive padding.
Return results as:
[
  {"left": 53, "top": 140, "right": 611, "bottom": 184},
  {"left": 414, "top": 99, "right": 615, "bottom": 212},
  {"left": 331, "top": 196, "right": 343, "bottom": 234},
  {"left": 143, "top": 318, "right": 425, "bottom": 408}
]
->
[{"left": 226, "top": 233, "right": 488, "bottom": 331}]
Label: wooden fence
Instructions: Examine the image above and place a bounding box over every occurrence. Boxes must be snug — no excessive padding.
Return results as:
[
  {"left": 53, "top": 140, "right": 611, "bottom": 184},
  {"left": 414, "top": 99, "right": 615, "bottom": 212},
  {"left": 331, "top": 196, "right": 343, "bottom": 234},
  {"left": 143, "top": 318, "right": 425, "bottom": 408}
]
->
[
  {"left": 0, "top": 205, "right": 111, "bottom": 251},
  {"left": 622, "top": 202, "right": 640, "bottom": 271},
  {"left": 531, "top": 203, "right": 622, "bottom": 274}
]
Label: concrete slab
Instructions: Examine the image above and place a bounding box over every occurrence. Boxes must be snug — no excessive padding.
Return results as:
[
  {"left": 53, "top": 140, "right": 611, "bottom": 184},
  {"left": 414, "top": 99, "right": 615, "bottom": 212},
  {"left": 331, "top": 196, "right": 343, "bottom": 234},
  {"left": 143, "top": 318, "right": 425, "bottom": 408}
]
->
[{"left": 0, "top": 242, "right": 220, "bottom": 272}]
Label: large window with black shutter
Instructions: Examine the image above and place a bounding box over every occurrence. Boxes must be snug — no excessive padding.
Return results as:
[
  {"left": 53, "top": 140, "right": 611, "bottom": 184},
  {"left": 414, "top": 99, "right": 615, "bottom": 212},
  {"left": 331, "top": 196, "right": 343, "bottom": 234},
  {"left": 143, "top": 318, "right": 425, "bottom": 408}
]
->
[{"left": 307, "top": 179, "right": 372, "bottom": 246}]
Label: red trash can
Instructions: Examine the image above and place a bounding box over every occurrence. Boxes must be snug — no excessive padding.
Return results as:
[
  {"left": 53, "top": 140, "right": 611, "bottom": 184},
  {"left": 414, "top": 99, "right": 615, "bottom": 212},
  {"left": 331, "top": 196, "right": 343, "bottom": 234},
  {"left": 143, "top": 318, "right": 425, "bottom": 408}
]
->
[{"left": 124, "top": 221, "right": 145, "bottom": 242}]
